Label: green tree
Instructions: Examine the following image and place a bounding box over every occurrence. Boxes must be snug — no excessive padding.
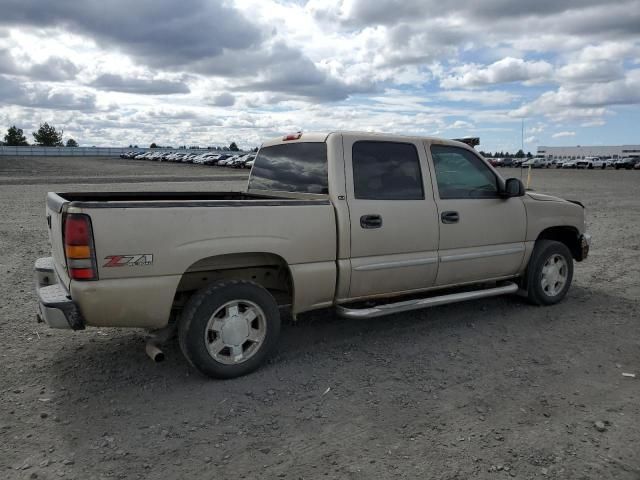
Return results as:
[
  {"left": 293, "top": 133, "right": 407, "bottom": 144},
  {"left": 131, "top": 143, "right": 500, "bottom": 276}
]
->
[
  {"left": 150, "top": 142, "right": 158, "bottom": 148},
  {"left": 229, "top": 141, "right": 239, "bottom": 151},
  {"left": 66, "top": 138, "right": 78, "bottom": 147},
  {"left": 33, "top": 123, "right": 63, "bottom": 146},
  {"left": 4, "top": 125, "right": 29, "bottom": 146},
  {"left": 526, "top": 151, "right": 533, "bottom": 158},
  {"left": 515, "top": 149, "right": 525, "bottom": 158}
]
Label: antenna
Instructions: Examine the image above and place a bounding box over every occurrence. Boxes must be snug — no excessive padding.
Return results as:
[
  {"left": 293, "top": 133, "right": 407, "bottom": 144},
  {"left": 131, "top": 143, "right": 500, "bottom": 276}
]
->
[{"left": 519, "top": 118, "right": 524, "bottom": 180}]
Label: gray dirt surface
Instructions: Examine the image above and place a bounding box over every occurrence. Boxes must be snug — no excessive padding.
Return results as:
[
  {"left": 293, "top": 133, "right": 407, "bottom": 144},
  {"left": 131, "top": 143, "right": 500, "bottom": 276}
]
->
[{"left": 1, "top": 156, "right": 639, "bottom": 480}]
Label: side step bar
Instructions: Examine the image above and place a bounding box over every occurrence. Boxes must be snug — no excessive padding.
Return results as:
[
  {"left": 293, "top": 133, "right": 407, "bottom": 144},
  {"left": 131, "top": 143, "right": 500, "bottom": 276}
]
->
[{"left": 336, "top": 282, "right": 519, "bottom": 319}]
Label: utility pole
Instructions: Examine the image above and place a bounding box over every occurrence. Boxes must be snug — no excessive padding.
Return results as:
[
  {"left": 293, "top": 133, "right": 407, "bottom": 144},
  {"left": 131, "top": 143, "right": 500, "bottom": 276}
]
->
[{"left": 523, "top": 118, "right": 532, "bottom": 189}]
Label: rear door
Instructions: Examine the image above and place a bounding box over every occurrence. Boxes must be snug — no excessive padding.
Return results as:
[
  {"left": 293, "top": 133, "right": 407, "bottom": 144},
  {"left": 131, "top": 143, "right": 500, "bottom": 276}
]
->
[
  {"left": 343, "top": 134, "right": 439, "bottom": 298},
  {"left": 426, "top": 142, "right": 526, "bottom": 286}
]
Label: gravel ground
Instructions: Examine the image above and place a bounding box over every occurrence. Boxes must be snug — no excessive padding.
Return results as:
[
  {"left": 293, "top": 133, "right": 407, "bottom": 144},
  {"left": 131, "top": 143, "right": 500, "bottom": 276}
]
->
[{"left": 1, "top": 157, "right": 639, "bottom": 480}]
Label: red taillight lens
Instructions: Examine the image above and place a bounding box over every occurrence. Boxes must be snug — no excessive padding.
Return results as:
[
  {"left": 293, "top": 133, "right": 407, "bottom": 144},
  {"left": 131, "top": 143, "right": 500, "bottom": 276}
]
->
[
  {"left": 63, "top": 213, "right": 98, "bottom": 281},
  {"left": 69, "top": 268, "right": 95, "bottom": 280},
  {"left": 64, "top": 215, "right": 91, "bottom": 245}
]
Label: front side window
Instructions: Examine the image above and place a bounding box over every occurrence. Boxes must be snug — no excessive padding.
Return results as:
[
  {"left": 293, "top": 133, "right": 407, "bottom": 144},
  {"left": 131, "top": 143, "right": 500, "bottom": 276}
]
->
[
  {"left": 249, "top": 142, "right": 328, "bottom": 194},
  {"left": 352, "top": 141, "right": 424, "bottom": 200},
  {"left": 430, "top": 145, "right": 498, "bottom": 199}
]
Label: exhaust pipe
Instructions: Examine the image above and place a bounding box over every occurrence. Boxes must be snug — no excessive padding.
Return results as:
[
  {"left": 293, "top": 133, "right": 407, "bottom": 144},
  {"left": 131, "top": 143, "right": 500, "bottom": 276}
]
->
[
  {"left": 143, "top": 324, "right": 175, "bottom": 362},
  {"left": 145, "top": 341, "right": 165, "bottom": 363}
]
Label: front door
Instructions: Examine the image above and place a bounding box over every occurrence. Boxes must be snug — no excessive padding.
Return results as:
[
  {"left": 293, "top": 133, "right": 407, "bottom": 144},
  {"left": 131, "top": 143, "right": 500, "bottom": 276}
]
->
[
  {"left": 426, "top": 142, "right": 527, "bottom": 286},
  {"left": 343, "top": 135, "right": 440, "bottom": 298}
]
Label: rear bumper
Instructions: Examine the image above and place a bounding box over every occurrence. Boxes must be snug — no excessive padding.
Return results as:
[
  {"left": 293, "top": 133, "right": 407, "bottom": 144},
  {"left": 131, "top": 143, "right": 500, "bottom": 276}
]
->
[{"left": 34, "top": 257, "right": 85, "bottom": 330}]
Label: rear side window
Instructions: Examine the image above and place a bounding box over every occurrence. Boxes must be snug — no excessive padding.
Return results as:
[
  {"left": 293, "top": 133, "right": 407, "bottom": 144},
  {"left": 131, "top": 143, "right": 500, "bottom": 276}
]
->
[
  {"left": 430, "top": 145, "right": 498, "bottom": 199},
  {"left": 249, "top": 143, "right": 328, "bottom": 194},
  {"left": 352, "top": 141, "right": 424, "bottom": 200}
]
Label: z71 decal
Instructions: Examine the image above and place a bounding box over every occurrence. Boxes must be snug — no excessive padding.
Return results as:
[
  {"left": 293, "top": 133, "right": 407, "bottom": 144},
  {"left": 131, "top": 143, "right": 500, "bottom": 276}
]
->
[{"left": 103, "top": 254, "right": 153, "bottom": 267}]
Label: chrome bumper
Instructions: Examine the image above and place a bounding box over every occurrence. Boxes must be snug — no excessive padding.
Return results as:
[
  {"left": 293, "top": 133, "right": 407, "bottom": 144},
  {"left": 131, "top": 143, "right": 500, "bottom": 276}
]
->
[{"left": 34, "top": 257, "right": 85, "bottom": 330}]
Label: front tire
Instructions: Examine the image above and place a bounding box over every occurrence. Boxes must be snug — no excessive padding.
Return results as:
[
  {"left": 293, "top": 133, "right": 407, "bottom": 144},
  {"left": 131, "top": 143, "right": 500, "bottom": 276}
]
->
[
  {"left": 178, "top": 280, "right": 281, "bottom": 379},
  {"left": 526, "top": 240, "right": 574, "bottom": 306}
]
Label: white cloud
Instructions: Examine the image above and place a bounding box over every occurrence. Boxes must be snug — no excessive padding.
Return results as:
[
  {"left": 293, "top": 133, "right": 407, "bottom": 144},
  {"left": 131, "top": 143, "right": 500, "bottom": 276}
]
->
[
  {"left": 441, "top": 57, "right": 554, "bottom": 89},
  {"left": 526, "top": 124, "right": 545, "bottom": 135},
  {"left": 513, "top": 69, "right": 640, "bottom": 119},
  {"left": 576, "top": 42, "right": 639, "bottom": 63},
  {"left": 581, "top": 119, "right": 605, "bottom": 127},
  {"left": 91, "top": 74, "right": 190, "bottom": 95},
  {"left": 555, "top": 42, "right": 639, "bottom": 84},
  {"left": 557, "top": 60, "right": 624, "bottom": 84},
  {"left": 438, "top": 89, "right": 520, "bottom": 105},
  {"left": 552, "top": 131, "right": 576, "bottom": 138},
  {"left": 448, "top": 120, "right": 475, "bottom": 129},
  {"left": 0, "top": 75, "right": 97, "bottom": 111},
  {"left": 0, "top": 48, "right": 80, "bottom": 81}
]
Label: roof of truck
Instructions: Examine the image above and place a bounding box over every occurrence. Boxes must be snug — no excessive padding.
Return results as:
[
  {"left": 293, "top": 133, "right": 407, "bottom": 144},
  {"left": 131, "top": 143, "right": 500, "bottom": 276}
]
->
[{"left": 260, "top": 131, "right": 474, "bottom": 149}]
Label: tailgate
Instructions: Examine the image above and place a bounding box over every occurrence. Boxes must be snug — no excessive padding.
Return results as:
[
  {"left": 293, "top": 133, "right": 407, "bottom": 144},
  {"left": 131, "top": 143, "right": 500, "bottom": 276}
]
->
[{"left": 45, "top": 192, "right": 71, "bottom": 289}]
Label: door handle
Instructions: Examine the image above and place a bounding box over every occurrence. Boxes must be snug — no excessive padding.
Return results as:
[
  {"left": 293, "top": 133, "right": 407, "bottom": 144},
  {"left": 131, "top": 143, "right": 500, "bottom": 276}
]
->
[
  {"left": 360, "top": 214, "right": 383, "bottom": 229},
  {"left": 441, "top": 211, "right": 459, "bottom": 224}
]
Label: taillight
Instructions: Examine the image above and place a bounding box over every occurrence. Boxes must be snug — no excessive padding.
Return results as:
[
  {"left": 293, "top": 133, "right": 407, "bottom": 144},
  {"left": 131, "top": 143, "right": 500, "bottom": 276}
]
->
[{"left": 63, "top": 213, "right": 98, "bottom": 281}]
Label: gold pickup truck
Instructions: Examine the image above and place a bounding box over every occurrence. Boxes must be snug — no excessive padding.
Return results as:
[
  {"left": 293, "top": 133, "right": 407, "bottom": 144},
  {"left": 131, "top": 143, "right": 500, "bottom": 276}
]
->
[{"left": 34, "top": 132, "right": 590, "bottom": 378}]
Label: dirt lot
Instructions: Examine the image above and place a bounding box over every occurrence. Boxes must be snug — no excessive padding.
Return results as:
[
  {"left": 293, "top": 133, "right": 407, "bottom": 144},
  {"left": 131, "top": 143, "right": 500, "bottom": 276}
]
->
[{"left": 1, "top": 156, "right": 639, "bottom": 480}]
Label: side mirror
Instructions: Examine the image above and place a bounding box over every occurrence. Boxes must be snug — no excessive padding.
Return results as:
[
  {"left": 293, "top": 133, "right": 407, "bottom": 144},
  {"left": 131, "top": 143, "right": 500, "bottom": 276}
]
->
[{"left": 502, "top": 178, "right": 525, "bottom": 197}]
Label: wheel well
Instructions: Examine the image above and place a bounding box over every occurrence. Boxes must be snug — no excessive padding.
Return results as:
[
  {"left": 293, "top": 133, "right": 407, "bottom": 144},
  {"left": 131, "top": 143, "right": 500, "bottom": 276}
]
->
[
  {"left": 171, "top": 253, "right": 293, "bottom": 315},
  {"left": 536, "top": 226, "right": 580, "bottom": 260}
]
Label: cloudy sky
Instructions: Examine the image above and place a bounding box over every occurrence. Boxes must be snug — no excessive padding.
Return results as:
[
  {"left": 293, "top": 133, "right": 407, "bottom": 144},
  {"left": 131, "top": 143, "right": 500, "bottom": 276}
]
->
[{"left": 0, "top": 0, "right": 638, "bottom": 151}]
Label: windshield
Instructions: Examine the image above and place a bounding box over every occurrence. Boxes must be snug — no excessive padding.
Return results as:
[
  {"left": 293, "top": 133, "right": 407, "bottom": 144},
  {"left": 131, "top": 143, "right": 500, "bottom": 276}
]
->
[{"left": 248, "top": 142, "right": 328, "bottom": 194}]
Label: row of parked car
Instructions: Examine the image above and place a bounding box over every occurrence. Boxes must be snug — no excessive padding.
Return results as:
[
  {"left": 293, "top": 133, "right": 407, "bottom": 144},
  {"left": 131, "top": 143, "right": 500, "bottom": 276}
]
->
[
  {"left": 489, "top": 156, "right": 640, "bottom": 170},
  {"left": 119, "top": 150, "right": 256, "bottom": 168}
]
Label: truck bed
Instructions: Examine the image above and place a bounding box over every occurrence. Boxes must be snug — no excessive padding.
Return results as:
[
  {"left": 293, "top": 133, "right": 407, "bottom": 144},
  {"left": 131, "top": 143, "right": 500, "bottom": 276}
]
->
[
  {"left": 47, "top": 191, "right": 328, "bottom": 211},
  {"left": 43, "top": 189, "right": 337, "bottom": 327}
]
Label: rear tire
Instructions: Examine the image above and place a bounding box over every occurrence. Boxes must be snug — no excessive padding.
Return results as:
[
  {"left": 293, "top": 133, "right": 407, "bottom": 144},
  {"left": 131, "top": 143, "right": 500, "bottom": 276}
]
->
[
  {"left": 178, "top": 280, "right": 281, "bottom": 379},
  {"left": 526, "top": 240, "right": 574, "bottom": 306}
]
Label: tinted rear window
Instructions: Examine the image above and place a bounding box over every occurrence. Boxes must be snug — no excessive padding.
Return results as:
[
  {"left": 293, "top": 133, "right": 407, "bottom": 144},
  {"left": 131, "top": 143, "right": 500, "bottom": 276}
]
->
[{"left": 248, "top": 143, "right": 328, "bottom": 194}]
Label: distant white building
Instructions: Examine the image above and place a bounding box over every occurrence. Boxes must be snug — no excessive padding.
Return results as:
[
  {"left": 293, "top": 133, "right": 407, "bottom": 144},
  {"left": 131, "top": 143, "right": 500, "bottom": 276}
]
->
[{"left": 536, "top": 145, "right": 640, "bottom": 160}]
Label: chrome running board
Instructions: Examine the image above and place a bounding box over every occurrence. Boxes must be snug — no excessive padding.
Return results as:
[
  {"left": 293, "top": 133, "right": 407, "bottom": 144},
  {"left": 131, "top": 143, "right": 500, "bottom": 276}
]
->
[{"left": 336, "top": 282, "right": 519, "bottom": 319}]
